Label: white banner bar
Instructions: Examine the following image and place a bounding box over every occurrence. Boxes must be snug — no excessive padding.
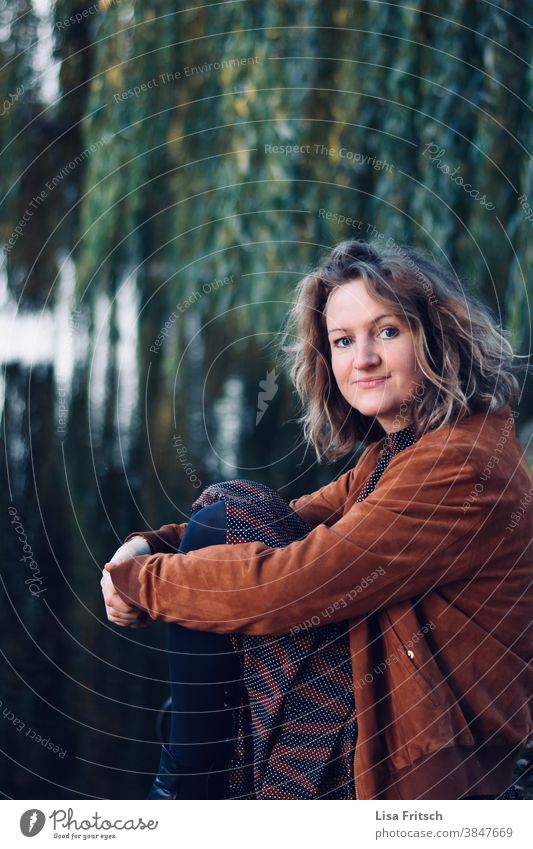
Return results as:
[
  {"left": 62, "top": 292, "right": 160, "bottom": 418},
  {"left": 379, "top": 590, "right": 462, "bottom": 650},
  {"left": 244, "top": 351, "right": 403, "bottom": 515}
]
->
[{"left": 2, "top": 799, "right": 531, "bottom": 848}]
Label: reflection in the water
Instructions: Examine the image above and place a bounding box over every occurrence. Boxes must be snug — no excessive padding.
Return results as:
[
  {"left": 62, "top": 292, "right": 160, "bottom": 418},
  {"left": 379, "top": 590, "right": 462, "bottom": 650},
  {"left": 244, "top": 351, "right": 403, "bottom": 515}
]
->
[{"left": 0, "top": 275, "right": 336, "bottom": 799}]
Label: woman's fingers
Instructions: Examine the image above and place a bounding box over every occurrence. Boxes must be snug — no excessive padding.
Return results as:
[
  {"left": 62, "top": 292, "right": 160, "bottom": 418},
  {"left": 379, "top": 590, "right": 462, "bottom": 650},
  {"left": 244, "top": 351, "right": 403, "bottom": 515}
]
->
[
  {"left": 102, "top": 569, "right": 147, "bottom": 626},
  {"left": 105, "top": 605, "right": 144, "bottom": 627},
  {"left": 102, "top": 559, "right": 148, "bottom": 627},
  {"left": 100, "top": 568, "right": 117, "bottom": 606},
  {"left": 108, "top": 611, "right": 135, "bottom": 622},
  {"left": 101, "top": 568, "right": 138, "bottom": 613}
]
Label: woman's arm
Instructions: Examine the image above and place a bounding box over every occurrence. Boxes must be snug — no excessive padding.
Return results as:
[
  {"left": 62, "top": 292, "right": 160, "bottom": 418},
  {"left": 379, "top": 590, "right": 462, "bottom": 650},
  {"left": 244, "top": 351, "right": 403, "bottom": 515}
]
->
[
  {"left": 107, "top": 441, "right": 490, "bottom": 635},
  {"left": 287, "top": 443, "right": 379, "bottom": 528},
  {"left": 123, "top": 522, "right": 189, "bottom": 554}
]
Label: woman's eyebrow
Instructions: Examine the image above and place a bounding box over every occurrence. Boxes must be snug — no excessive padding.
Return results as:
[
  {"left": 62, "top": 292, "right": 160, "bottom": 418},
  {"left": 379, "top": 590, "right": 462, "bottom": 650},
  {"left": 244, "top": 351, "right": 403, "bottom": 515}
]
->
[{"left": 326, "top": 314, "right": 398, "bottom": 335}]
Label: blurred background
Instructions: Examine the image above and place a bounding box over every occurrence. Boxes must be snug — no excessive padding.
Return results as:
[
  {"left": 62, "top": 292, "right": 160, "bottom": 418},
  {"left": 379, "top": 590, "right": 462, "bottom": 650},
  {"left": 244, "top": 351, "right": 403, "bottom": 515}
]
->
[{"left": 0, "top": 0, "right": 531, "bottom": 800}]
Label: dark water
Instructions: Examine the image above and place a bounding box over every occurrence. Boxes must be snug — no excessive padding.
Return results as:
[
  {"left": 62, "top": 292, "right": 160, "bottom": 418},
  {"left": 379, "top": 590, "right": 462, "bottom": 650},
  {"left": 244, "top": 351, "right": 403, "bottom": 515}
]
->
[{"left": 0, "top": 286, "right": 346, "bottom": 800}]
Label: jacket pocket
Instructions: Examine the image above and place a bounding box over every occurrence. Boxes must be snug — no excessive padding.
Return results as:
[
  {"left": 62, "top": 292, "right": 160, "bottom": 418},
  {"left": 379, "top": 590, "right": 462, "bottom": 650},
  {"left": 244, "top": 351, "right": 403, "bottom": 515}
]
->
[
  {"left": 380, "top": 607, "right": 475, "bottom": 771},
  {"left": 383, "top": 611, "right": 441, "bottom": 708}
]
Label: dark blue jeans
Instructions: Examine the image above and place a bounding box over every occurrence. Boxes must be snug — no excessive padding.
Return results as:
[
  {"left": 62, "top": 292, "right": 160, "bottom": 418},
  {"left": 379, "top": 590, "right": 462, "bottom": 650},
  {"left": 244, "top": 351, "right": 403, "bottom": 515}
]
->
[{"left": 166, "top": 500, "right": 243, "bottom": 773}]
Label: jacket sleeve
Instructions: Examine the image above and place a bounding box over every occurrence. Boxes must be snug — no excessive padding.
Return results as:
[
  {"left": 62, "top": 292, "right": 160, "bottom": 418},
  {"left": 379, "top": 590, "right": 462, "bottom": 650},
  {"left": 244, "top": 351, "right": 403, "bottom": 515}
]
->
[
  {"left": 110, "top": 444, "right": 480, "bottom": 635},
  {"left": 124, "top": 522, "right": 189, "bottom": 554},
  {"left": 288, "top": 444, "right": 376, "bottom": 528}
]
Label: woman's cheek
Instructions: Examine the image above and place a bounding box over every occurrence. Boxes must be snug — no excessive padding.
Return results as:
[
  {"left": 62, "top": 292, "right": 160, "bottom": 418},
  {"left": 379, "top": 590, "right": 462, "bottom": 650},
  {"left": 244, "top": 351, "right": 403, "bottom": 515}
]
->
[{"left": 330, "top": 355, "right": 345, "bottom": 386}]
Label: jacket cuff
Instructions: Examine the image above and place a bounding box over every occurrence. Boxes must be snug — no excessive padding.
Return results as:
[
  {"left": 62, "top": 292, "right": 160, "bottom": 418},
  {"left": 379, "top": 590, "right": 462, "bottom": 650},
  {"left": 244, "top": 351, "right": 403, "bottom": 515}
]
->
[
  {"left": 110, "top": 555, "right": 151, "bottom": 611},
  {"left": 124, "top": 523, "right": 187, "bottom": 554}
]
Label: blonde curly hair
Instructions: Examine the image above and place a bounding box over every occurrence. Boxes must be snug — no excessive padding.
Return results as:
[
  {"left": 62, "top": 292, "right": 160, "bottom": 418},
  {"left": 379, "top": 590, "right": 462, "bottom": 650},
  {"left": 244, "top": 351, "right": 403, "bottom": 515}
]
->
[{"left": 282, "top": 239, "right": 522, "bottom": 461}]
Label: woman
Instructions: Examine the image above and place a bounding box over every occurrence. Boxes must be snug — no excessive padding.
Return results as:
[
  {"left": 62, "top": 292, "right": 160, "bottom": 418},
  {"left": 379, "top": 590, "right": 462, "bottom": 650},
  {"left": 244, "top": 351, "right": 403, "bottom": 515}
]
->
[{"left": 101, "top": 239, "right": 532, "bottom": 800}]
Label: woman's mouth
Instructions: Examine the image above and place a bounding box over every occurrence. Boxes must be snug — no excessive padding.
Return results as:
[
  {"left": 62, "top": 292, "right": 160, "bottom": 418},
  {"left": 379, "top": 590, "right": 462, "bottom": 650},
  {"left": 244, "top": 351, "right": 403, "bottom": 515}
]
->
[{"left": 354, "top": 377, "right": 388, "bottom": 389}]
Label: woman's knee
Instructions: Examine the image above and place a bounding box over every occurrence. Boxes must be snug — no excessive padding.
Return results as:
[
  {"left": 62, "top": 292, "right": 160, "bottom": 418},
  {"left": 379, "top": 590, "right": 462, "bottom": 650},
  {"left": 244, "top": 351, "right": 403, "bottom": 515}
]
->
[
  {"left": 179, "top": 500, "right": 227, "bottom": 552},
  {"left": 192, "top": 479, "right": 286, "bottom": 512}
]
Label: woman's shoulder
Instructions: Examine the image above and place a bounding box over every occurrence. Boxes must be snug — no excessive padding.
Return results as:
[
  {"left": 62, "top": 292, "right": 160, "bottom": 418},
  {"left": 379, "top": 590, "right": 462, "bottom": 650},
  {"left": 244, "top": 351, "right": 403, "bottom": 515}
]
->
[
  {"left": 403, "top": 404, "right": 528, "bottom": 483},
  {"left": 420, "top": 404, "right": 516, "bottom": 452},
  {"left": 358, "top": 404, "right": 523, "bottom": 477}
]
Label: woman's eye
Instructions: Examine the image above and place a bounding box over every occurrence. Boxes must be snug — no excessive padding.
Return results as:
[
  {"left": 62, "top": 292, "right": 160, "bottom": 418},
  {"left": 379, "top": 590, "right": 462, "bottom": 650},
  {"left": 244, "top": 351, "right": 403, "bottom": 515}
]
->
[
  {"left": 333, "top": 337, "right": 351, "bottom": 348},
  {"left": 332, "top": 328, "right": 398, "bottom": 347}
]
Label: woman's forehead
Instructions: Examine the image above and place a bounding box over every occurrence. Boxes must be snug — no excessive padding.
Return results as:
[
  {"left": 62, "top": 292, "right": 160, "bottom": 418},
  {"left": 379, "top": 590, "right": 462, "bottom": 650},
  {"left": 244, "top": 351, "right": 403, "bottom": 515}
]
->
[{"left": 324, "top": 280, "right": 404, "bottom": 325}]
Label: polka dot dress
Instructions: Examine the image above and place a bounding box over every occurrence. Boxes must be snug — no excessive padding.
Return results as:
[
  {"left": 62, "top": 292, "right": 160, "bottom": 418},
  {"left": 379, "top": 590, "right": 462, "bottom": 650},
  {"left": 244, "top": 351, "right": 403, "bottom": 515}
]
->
[{"left": 190, "top": 424, "right": 416, "bottom": 799}]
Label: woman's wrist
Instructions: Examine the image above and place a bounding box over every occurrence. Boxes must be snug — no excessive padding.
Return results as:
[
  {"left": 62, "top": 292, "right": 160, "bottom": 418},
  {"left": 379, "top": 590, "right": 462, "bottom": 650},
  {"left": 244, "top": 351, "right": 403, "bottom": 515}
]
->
[{"left": 125, "top": 536, "right": 152, "bottom": 555}]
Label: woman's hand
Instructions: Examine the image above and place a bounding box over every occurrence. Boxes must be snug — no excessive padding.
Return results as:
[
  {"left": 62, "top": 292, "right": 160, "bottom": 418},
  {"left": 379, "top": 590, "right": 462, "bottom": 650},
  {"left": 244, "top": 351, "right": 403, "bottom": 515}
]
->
[
  {"left": 101, "top": 537, "right": 152, "bottom": 628},
  {"left": 108, "top": 536, "right": 152, "bottom": 564}
]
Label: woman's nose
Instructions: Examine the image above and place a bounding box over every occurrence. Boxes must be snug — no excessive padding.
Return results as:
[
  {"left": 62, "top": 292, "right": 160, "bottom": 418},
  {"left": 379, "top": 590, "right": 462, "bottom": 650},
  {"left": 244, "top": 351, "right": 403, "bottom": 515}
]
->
[{"left": 352, "top": 340, "right": 381, "bottom": 370}]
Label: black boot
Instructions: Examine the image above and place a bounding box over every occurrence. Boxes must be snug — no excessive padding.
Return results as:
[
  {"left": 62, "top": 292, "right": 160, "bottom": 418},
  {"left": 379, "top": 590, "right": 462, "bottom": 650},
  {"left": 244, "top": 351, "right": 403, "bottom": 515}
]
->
[{"left": 146, "top": 744, "right": 228, "bottom": 800}]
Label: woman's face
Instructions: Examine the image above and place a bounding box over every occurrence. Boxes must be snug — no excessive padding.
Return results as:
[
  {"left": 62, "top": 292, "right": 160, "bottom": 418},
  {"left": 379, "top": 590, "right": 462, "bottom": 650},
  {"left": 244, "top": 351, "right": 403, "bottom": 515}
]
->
[{"left": 324, "top": 279, "right": 425, "bottom": 433}]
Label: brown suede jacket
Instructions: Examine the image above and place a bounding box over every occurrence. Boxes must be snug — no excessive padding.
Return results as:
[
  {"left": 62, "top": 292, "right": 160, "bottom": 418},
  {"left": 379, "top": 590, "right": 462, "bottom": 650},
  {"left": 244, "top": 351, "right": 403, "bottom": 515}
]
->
[{"left": 111, "top": 404, "right": 533, "bottom": 800}]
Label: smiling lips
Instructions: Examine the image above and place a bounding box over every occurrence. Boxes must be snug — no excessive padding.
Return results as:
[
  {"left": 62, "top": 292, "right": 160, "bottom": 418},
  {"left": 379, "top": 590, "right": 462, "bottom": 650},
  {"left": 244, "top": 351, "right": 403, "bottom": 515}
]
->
[{"left": 354, "top": 376, "right": 389, "bottom": 388}]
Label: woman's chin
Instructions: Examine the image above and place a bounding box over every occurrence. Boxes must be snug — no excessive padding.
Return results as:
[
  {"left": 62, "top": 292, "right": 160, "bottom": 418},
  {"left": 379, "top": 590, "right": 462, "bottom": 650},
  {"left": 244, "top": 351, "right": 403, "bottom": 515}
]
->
[{"left": 349, "top": 399, "right": 388, "bottom": 419}]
